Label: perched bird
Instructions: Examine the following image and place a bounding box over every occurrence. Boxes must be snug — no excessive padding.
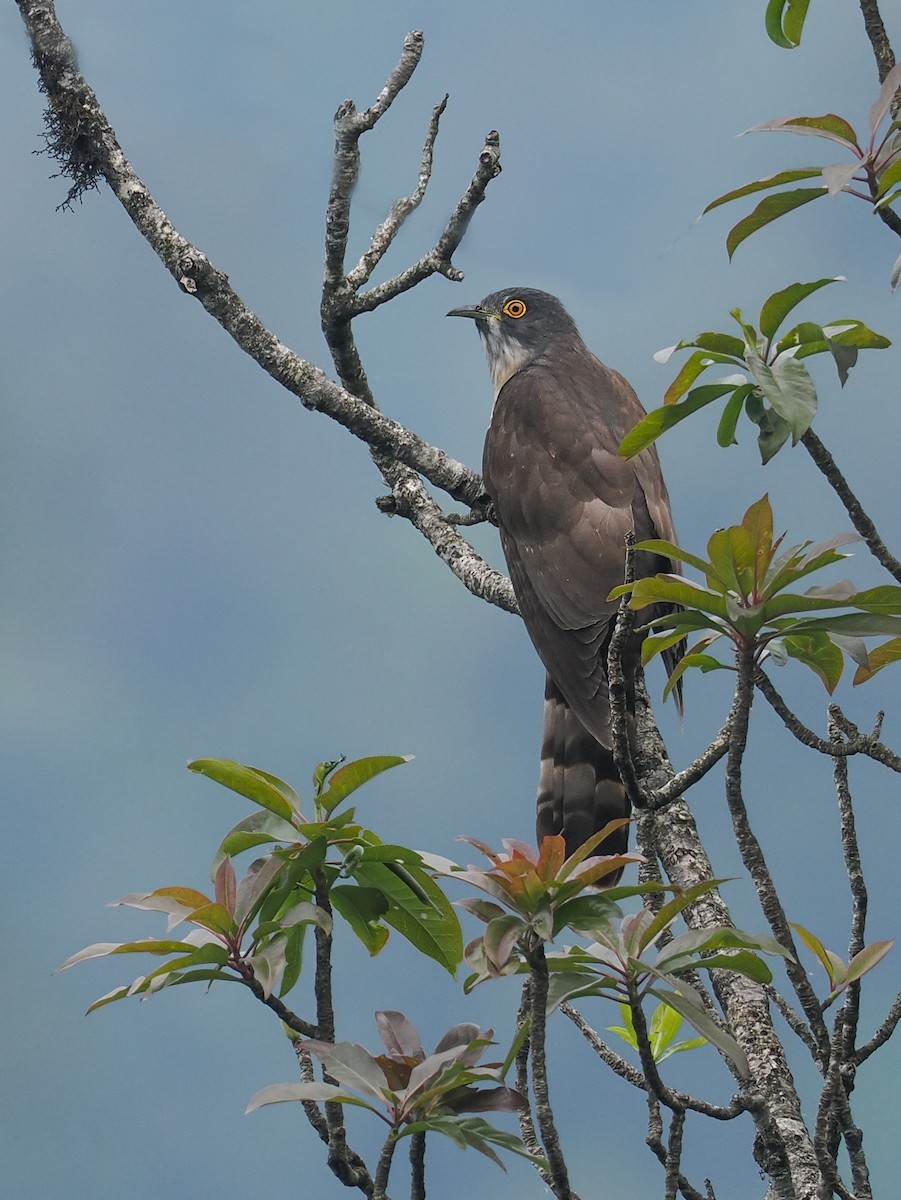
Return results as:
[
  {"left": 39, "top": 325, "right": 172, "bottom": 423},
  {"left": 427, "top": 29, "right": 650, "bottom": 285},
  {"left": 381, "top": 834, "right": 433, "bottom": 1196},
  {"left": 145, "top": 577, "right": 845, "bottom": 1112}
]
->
[{"left": 448, "top": 288, "right": 681, "bottom": 863}]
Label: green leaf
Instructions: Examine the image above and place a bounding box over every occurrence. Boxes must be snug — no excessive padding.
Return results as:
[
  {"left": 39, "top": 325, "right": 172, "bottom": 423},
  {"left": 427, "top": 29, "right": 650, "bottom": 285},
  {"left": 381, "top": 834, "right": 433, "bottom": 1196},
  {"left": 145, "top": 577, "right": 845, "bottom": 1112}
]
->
[
  {"left": 633, "top": 539, "right": 714, "bottom": 577},
  {"left": 765, "top": 0, "right": 810, "bottom": 47},
  {"left": 402, "top": 1115, "right": 545, "bottom": 1171},
  {"left": 726, "top": 188, "right": 827, "bottom": 259},
  {"left": 876, "top": 155, "right": 901, "bottom": 197},
  {"left": 754, "top": 408, "right": 793, "bottom": 464},
  {"left": 278, "top": 924, "right": 306, "bottom": 997},
  {"left": 785, "top": 613, "right": 901, "bottom": 638},
  {"left": 847, "top": 585, "right": 901, "bottom": 614},
  {"left": 703, "top": 168, "right": 824, "bottom": 215},
  {"left": 717, "top": 383, "right": 754, "bottom": 447},
  {"left": 319, "top": 755, "right": 412, "bottom": 815},
  {"left": 186, "top": 902, "right": 237, "bottom": 938},
  {"left": 746, "top": 353, "right": 817, "bottom": 442},
  {"left": 627, "top": 576, "right": 729, "bottom": 619},
  {"left": 759, "top": 278, "right": 844, "bottom": 342},
  {"left": 789, "top": 922, "right": 844, "bottom": 987},
  {"left": 651, "top": 986, "right": 749, "bottom": 1077},
  {"left": 330, "top": 885, "right": 390, "bottom": 955},
  {"left": 826, "top": 319, "right": 891, "bottom": 350},
  {"left": 637, "top": 879, "right": 726, "bottom": 952},
  {"left": 188, "top": 759, "right": 299, "bottom": 823},
  {"left": 779, "top": 633, "right": 845, "bottom": 693},
  {"left": 354, "top": 861, "right": 463, "bottom": 973},
  {"left": 246, "top": 1082, "right": 380, "bottom": 1114},
  {"left": 620, "top": 382, "right": 743, "bottom": 457},
  {"left": 57, "top": 939, "right": 198, "bottom": 971},
  {"left": 845, "top": 939, "right": 894, "bottom": 983},
  {"left": 744, "top": 114, "right": 860, "bottom": 150},
  {"left": 853, "top": 637, "right": 901, "bottom": 684},
  {"left": 234, "top": 854, "right": 287, "bottom": 929},
  {"left": 215, "top": 809, "right": 302, "bottom": 869}
]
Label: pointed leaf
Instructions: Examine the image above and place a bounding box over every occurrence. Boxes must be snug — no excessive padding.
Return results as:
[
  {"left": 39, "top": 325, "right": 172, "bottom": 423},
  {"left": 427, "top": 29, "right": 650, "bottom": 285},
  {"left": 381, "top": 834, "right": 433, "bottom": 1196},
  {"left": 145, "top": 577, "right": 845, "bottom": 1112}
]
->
[
  {"left": 246, "top": 1082, "right": 380, "bottom": 1114},
  {"left": 821, "top": 162, "right": 862, "bottom": 196},
  {"left": 717, "top": 382, "right": 754, "bottom": 446},
  {"left": 765, "top": 0, "right": 811, "bottom": 47},
  {"left": 853, "top": 637, "right": 901, "bottom": 684},
  {"left": 870, "top": 63, "right": 901, "bottom": 135},
  {"left": 188, "top": 759, "right": 299, "bottom": 822},
  {"left": 214, "top": 856, "right": 237, "bottom": 917},
  {"left": 845, "top": 939, "right": 894, "bottom": 983},
  {"left": 790, "top": 922, "right": 844, "bottom": 987},
  {"left": 354, "top": 862, "right": 463, "bottom": 973},
  {"left": 651, "top": 988, "right": 749, "bottom": 1077},
  {"left": 319, "top": 755, "right": 413, "bottom": 814},
  {"left": 703, "top": 168, "right": 824, "bottom": 214},
  {"left": 620, "top": 382, "right": 742, "bottom": 457},
  {"left": 759, "top": 278, "right": 844, "bottom": 341},
  {"left": 376, "top": 1011, "right": 426, "bottom": 1059},
  {"left": 726, "top": 188, "right": 827, "bottom": 258},
  {"left": 743, "top": 114, "right": 860, "bottom": 150},
  {"left": 301, "top": 1039, "right": 389, "bottom": 1101},
  {"left": 330, "top": 885, "right": 390, "bottom": 955}
]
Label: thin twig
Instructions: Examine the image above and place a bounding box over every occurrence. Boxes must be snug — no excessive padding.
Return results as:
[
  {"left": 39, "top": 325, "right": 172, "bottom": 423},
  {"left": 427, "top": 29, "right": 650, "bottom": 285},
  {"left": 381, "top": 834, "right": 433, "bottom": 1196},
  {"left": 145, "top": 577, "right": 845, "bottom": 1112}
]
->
[
  {"left": 764, "top": 985, "right": 819, "bottom": 1061},
  {"left": 801, "top": 429, "right": 901, "bottom": 582},
  {"left": 724, "top": 648, "right": 832, "bottom": 1061},
  {"left": 854, "top": 987, "right": 901, "bottom": 1065},
  {"left": 755, "top": 673, "right": 901, "bottom": 772},
  {"left": 645, "top": 1097, "right": 709, "bottom": 1200}
]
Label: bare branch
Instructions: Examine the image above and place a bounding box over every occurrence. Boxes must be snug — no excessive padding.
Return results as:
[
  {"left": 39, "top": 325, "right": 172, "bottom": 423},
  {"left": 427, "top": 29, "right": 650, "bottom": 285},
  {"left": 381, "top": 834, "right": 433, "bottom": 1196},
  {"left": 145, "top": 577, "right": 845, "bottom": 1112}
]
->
[
  {"left": 858, "top": 0, "right": 897, "bottom": 86},
  {"left": 801, "top": 429, "right": 901, "bottom": 583},
  {"left": 644, "top": 1097, "right": 711, "bottom": 1200},
  {"left": 755, "top": 674, "right": 901, "bottom": 772},
  {"left": 764, "top": 985, "right": 820, "bottom": 1061},
  {"left": 725, "top": 649, "right": 832, "bottom": 1061},
  {"left": 409, "top": 1131, "right": 426, "bottom": 1200},
  {"left": 16, "top": 1, "right": 514, "bottom": 612},
  {"left": 527, "top": 943, "right": 575, "bottom": 1200},
  {"left": 855, "top": 987, "right": 901, "bottom": 1064}
]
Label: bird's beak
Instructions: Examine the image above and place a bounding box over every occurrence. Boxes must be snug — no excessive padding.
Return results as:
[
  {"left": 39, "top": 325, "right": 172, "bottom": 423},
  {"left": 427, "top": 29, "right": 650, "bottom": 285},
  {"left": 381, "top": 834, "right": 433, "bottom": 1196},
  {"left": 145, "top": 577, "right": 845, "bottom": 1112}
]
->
[{"left": 446, "top": 305, "right": 492, "bottom": 321}]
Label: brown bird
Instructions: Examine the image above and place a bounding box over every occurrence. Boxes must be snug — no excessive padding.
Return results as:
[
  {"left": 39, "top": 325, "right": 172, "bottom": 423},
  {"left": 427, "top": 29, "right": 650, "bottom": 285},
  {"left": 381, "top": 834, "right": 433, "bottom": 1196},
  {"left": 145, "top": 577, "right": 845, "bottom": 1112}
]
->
[{"left": 449, "top": 288, "right": 681, "bottom": 862}]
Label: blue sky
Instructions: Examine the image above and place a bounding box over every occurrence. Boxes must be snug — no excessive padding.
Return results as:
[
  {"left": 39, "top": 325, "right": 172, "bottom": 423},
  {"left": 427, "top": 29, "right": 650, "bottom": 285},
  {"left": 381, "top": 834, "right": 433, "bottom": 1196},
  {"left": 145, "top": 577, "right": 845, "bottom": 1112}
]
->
[{"left": 3, "top": 2, "right": 900, "bottom": 1197}]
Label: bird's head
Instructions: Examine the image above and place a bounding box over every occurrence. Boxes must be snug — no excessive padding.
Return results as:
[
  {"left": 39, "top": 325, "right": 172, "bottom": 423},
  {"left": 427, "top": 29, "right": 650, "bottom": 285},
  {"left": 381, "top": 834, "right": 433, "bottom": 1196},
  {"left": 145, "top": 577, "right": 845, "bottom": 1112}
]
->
[{"left": 447, "top": 287, "right": 580, "bottom": 393}]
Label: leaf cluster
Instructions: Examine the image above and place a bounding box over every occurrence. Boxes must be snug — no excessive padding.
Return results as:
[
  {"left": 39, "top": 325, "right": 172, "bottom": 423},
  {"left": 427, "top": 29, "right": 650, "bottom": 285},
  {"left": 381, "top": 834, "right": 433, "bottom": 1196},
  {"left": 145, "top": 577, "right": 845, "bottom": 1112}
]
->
[
  {"left": 616, "top": 495, "right": 901, "bottom": 694},
  {"left": 247, "top": 1011, "right": 540, "bottom": 1171},
  {"left": 622, "top": 278, "right": 889, "bottom": 465},
  {"left": 58, "top": 755, "right": 463, "bottom": 1012},
  {"left": 700, "top": 63, "right": 901, "bottom": 278},
  {"left": 443, "top": 836, "right": 788, "bottom": 1078},
  {"left": 790, "top": 923, "right": 894, "bottom": 1007}
]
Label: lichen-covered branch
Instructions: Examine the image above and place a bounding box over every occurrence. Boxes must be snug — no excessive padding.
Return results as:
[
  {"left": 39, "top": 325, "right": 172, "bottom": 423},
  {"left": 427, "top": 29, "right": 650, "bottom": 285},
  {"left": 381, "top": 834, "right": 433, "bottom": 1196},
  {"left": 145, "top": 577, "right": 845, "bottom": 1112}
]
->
[
  {"left": 527, "top": 944, "right": 574, "bottom": 1200},
  {"left": 16, "top": 0, "right": 513, "bottom": 613}
]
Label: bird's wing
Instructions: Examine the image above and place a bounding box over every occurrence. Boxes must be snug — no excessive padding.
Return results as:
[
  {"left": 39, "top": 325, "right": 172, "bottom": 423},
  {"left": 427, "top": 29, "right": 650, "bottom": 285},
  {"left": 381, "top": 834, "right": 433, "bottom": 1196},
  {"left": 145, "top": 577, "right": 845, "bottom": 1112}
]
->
[{"left": 482, "top": 344, "right": 675, "bottom": 746}]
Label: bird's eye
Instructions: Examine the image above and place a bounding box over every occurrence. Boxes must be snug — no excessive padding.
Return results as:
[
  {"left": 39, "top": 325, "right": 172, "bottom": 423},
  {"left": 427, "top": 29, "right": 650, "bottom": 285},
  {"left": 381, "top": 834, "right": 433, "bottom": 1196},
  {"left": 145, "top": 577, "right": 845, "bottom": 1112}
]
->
[{"left": 502, "top": 298, "right": 527, "bottom": 319}]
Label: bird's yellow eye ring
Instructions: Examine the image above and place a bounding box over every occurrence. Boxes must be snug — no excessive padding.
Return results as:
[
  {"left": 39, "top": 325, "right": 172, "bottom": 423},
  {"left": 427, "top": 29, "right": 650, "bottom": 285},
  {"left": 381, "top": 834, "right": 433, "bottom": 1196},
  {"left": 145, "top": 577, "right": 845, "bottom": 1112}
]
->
[{"left": 502, "top": 298, "right": 527, "bottom": 319}]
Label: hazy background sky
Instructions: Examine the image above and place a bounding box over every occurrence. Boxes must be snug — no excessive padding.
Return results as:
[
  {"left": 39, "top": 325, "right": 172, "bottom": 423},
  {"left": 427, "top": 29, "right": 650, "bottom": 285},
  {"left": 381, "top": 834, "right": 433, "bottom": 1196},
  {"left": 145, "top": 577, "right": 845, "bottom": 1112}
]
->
[{"left": 3, "top": 2, "right": 900, "bottom": 1197}]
